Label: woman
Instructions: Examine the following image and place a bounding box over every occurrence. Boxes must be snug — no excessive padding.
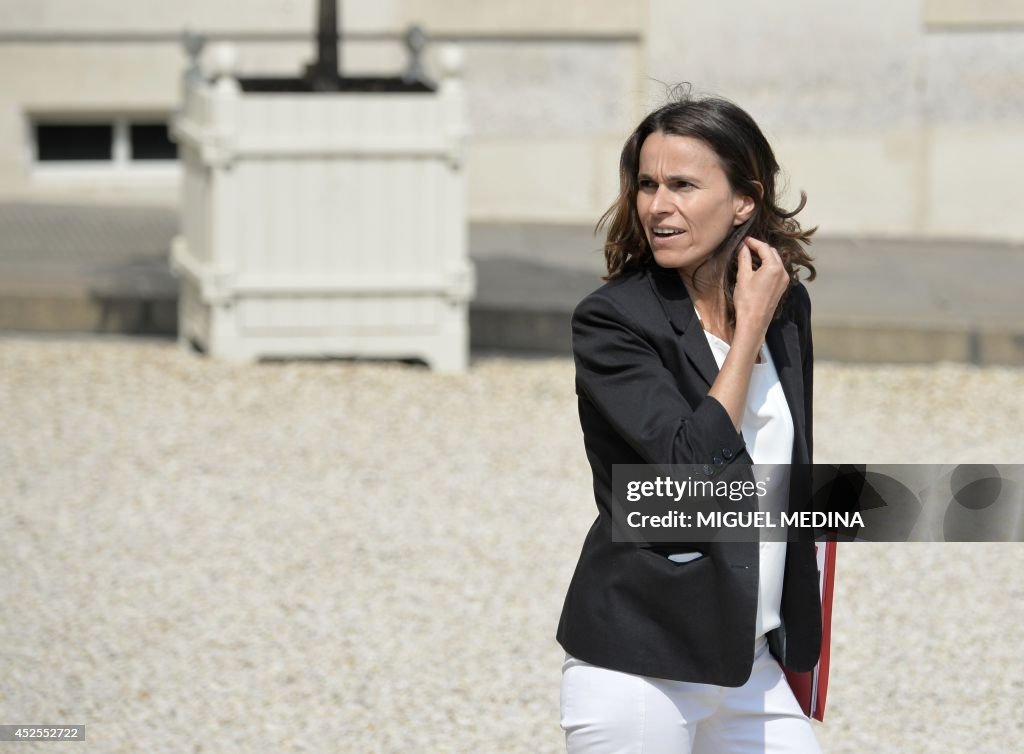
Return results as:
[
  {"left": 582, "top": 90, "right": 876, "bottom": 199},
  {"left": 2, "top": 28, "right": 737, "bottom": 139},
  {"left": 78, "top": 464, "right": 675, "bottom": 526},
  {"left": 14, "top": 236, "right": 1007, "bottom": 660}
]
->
[{"left": 556, "top": 89, "right": 822, "bottom": 753}]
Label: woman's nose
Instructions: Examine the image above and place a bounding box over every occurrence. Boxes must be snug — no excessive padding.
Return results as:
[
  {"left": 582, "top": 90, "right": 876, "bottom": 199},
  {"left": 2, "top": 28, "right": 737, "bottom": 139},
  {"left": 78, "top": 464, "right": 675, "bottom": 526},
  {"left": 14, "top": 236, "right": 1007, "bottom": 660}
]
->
[{"left": 649, "top": 185, "right": 672, "bottom": 215}]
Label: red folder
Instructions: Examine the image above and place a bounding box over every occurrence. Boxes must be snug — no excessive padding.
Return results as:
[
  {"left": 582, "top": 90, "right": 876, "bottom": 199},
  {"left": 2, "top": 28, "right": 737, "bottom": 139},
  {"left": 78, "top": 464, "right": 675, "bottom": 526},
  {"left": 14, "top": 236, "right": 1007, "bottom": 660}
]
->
[{"left": 783, "top": 540, "right": 836, "bottom": 721}]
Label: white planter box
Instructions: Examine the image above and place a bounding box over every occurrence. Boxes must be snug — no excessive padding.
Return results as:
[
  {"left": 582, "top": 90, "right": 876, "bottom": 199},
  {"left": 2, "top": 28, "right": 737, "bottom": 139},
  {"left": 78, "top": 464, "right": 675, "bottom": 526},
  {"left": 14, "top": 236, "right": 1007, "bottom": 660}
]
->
[{"left": 170, "top": 44, "right": 475, "bottom": 371}]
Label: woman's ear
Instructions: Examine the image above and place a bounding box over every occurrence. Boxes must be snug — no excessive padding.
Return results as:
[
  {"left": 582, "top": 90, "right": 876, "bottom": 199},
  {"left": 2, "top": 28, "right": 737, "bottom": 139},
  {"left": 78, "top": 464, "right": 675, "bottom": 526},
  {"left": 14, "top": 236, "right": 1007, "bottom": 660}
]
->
[{"left": 732, "top": 180, "right": 762, "bottom": 226}]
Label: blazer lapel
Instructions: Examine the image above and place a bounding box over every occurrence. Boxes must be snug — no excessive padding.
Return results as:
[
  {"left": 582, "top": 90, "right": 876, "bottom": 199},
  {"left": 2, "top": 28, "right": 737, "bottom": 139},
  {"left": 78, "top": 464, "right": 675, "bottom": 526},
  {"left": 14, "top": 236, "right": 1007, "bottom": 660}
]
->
[
  {"left": 647, "top": 265, "right": 720, "bottom": 389},
  {"left": 764, "top": 318, "right": 809, "bottom": 465}
]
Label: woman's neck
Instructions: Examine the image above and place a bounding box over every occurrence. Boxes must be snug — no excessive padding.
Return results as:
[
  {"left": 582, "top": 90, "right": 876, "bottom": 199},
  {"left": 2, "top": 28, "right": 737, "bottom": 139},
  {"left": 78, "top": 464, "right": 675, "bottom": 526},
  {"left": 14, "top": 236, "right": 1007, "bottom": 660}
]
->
[
  {"left": 680, "top": 268, "right": 764, "bottom": 363},
  {"left": 680, "top": 272, "right": 730, "bottom": 340}
]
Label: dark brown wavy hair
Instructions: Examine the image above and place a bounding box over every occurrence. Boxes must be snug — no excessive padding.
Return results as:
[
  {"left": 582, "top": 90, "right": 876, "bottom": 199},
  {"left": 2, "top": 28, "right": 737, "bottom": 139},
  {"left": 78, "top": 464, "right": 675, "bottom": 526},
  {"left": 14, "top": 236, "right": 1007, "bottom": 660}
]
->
[{"left": 597, "top": 85, "right": 817, "bottom": 323}]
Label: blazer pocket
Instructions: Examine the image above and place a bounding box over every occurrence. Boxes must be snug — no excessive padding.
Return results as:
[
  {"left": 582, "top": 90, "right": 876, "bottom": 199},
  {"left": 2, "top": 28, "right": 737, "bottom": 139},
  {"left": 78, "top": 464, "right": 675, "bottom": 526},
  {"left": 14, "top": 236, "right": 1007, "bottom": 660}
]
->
[{"left": 634, "top": 548, "right": 707, "bottom": 568}]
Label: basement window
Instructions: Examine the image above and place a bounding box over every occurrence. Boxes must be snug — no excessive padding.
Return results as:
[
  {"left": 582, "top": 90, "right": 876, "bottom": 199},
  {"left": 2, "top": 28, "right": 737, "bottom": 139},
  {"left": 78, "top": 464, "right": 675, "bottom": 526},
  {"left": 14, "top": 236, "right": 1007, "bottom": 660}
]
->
[
  {"left": 36, "top": 124, "right": 114, "bottom": 161},
  {"left": 129, "top": 123, "right": 178, "bottom": 161},
  {"left": 30, "top": 117, "right": 178, "bottom": 172}
]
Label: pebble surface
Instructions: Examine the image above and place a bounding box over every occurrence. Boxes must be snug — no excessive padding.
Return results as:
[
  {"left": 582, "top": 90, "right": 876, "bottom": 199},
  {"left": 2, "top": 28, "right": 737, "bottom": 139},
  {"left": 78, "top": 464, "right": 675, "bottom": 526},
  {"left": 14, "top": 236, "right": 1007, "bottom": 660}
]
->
[{"left": 2, "top": 334, "right": 1023, "bottom": 753}]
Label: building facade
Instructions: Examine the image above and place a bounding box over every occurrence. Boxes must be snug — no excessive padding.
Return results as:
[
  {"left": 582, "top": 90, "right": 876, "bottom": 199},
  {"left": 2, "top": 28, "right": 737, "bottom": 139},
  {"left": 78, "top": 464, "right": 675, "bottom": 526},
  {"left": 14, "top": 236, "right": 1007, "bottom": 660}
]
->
[{"left": 1, "top": 0, "right": 1022, "bottom": 240}]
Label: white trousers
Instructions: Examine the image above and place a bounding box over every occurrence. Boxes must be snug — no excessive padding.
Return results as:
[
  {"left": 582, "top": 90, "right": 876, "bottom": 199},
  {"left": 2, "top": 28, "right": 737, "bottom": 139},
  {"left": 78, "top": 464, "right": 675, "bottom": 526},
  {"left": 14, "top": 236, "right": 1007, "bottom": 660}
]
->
[{"left": 560, "top": 636, "right": 822, "bottom": 754}]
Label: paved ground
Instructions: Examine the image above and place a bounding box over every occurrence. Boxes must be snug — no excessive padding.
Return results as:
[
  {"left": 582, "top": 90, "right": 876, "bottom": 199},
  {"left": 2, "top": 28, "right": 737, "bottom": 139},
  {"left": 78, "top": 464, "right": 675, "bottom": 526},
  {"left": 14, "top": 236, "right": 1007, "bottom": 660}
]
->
[
  {"left": 2, "top": 335, "right": 1023, "bottom": 753},
  {"left": 2, "top": 202, "right": 1024, "bottom": 364}
]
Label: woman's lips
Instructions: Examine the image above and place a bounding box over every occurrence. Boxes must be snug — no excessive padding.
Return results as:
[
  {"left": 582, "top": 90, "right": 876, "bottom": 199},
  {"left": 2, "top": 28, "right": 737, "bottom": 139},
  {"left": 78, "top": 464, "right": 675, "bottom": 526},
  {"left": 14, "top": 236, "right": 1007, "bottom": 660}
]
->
[{"left": 650, "top": 230, "right": 686, "bottom": 247}]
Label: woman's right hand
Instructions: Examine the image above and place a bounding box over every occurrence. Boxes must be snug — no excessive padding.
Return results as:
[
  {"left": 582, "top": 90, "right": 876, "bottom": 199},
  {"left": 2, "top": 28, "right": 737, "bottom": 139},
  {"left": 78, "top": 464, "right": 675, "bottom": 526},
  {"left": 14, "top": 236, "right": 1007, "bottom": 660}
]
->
[{"left": 733, "top": 237, "right": 789, "bottom": 340}]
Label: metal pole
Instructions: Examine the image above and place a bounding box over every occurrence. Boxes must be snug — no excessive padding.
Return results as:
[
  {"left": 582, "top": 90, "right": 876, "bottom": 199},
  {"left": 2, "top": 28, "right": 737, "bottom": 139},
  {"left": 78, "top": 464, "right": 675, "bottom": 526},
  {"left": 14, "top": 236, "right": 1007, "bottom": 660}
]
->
[{"left": 307, "top": 0, "right": 340, "bottom": 90}]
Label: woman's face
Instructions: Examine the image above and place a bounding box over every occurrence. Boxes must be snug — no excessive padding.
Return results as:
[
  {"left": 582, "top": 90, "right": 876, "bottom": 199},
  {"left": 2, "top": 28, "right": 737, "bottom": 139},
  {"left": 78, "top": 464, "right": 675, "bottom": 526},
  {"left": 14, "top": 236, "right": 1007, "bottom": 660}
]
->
[{"left": 636, "top": 131, "right": 754, "bottom": 282}]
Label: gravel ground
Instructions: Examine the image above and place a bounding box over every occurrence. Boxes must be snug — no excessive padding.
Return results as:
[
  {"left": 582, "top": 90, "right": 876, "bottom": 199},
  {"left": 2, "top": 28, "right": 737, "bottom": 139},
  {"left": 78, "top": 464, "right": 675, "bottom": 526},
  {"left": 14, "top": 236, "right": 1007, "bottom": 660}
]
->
[{"left": 2, "top": 334, "right": 1023, "bottom": 753}]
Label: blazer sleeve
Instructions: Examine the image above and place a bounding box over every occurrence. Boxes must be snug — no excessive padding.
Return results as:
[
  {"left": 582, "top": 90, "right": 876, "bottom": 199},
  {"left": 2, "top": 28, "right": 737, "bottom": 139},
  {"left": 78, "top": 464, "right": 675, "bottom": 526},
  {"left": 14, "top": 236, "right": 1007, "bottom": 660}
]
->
[{"left": 571, "top": 290, "right": 747, "bottom": 469}]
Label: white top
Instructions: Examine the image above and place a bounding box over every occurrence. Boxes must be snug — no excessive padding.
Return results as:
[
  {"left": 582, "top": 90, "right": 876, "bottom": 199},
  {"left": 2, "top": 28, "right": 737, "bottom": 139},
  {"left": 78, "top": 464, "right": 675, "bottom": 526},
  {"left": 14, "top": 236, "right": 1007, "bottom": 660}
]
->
[{"left": 697, "top": 312, "right": 794, "bottom": 639}]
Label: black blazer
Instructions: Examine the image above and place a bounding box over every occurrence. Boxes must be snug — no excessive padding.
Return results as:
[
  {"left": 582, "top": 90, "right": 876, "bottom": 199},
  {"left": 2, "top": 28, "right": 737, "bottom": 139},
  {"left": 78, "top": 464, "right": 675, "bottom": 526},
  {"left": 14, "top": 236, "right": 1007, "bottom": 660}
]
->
[{"left": 555, "top": 261, "right": 821, "bottom": 687}]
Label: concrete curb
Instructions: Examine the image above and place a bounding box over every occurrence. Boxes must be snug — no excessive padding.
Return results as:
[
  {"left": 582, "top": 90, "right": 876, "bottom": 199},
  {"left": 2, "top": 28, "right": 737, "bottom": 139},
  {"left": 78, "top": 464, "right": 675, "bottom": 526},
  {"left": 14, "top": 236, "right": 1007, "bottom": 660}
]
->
[
  {"left": 1, "top": 205, "right": 1022, "bottom": 365},
  {"left": 3, "top": 285, "right": 1023, "bottom": 366}
]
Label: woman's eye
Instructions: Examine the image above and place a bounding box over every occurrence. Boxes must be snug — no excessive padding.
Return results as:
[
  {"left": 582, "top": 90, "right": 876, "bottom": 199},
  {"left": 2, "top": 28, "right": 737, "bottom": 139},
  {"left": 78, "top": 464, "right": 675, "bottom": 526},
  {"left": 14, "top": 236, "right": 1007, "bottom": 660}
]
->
[{"left": 639, "top": 179, "right": 691, "bottom": 190}]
